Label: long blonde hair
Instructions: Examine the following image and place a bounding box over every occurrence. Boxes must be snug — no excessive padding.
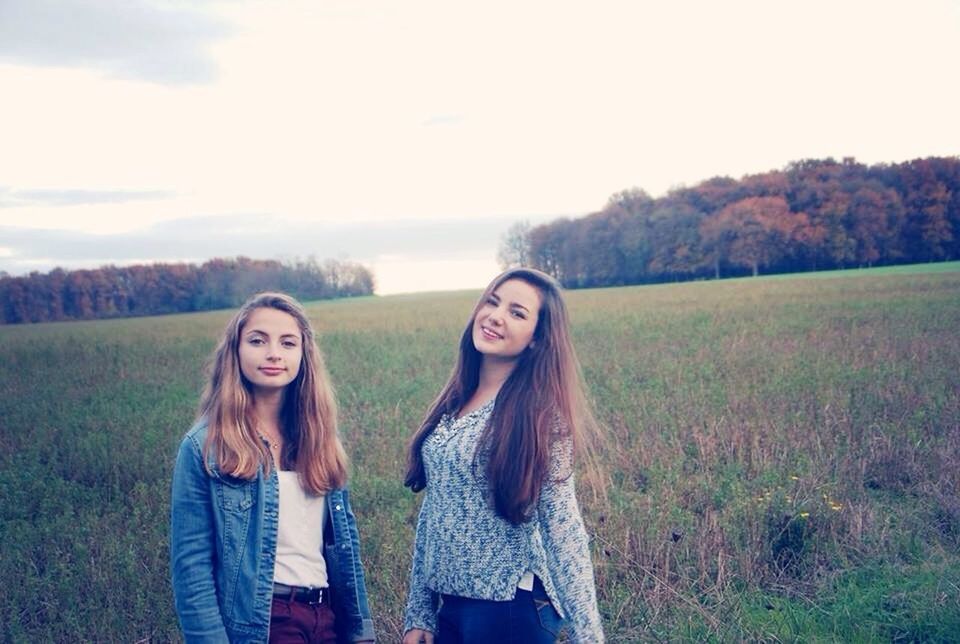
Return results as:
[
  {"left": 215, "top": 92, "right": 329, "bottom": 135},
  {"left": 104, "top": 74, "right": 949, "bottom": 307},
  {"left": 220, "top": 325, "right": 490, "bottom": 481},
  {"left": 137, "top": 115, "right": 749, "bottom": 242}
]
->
[{"left": 199, "top": 292, "right": 347, "bottom": 493}]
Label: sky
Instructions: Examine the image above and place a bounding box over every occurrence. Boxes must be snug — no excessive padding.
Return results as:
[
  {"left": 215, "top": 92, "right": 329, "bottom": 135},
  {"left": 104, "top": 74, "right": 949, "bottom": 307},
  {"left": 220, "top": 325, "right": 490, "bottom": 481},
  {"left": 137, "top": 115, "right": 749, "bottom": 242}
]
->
[{"left": 1, "top": 0, "right": 958, "bottom": 294}]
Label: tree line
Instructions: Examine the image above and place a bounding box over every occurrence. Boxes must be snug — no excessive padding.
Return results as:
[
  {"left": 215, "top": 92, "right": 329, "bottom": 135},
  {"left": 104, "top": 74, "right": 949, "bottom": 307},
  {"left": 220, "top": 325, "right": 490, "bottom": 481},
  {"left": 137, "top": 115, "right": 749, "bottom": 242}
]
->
[
  {"left": 0, "top": 256, "right": 374, "bottom": 324},
  {"left": 501, "top": 157, "right": 959, "bottom": 287}
]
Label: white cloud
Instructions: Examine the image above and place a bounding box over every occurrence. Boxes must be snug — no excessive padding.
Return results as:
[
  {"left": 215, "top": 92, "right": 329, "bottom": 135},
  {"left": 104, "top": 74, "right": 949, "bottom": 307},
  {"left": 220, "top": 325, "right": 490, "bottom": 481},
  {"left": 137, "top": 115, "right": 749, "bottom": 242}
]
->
[
  {"left": 372, "top": 255, "right": 498, "bottom": 295},
  {"left": 0, "top": 214, "right": 521, "bottom": 295},
  {"left": 0, "top": 0, "right": 958, "bottom": 292},
  {"left": 0, "top": 0, "right": 230, "bottom": 84}
]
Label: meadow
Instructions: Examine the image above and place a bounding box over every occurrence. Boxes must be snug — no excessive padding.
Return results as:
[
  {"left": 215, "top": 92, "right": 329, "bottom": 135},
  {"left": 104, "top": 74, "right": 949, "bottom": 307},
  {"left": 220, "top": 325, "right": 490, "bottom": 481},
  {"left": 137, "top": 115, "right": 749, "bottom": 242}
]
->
[{"left": 1, "top": 264, "right": 959, "bottom": 642}]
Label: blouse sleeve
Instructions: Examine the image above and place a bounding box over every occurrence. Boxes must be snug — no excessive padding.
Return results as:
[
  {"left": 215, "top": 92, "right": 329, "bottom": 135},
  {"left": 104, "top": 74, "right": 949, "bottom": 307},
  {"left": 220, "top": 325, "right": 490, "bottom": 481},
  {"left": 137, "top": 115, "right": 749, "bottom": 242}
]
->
[
  {"left": 403, "top": 495, "right": 439, "bottom": 634},
  {"left": 537, "top": 434, "right": 604, "bottom": 643}
]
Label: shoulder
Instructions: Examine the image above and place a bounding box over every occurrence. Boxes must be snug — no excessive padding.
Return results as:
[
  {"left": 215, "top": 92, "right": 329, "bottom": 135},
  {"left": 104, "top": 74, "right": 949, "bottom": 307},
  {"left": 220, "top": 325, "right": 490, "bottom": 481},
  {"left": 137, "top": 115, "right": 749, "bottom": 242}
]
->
[
  {"left": 174, "top": 419, "right": 213, "bottom": 473},
  {"left": 548, "top": 409, "right": 570, "bottom": 436},
  {"left": 181, "top": 419, "right": 210, "bottom": 451},
  {"left": 546, "top": 420, "right": 575, "bottom": 480},
  {"left": 171, "top": 420, "right": 217, "bottom": 489}
]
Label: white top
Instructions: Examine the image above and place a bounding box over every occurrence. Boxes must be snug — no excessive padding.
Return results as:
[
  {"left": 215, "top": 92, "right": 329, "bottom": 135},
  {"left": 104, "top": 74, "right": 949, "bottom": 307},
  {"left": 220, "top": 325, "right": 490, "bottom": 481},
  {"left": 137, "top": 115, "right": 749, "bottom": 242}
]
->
[
  {"left": 274, "top": 470, "right": 329, "bottom": 588},
  {"left": 518, "top": 571, "right": 535, "bottom": 590}
]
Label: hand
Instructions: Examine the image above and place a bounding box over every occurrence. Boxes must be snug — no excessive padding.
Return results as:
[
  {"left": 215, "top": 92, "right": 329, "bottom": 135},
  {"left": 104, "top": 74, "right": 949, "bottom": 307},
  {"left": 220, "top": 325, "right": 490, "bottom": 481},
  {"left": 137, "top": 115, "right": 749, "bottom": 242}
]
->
[{"left": 402, "top": 628, "right": 435, "bottom": 644}]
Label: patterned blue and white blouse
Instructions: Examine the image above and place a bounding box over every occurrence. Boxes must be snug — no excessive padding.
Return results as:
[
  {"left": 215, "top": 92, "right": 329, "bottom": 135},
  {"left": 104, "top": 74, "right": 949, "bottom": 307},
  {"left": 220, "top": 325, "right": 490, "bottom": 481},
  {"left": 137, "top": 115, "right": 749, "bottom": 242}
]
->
[{"left": 404, "top": 398, "right": 604, "bottom": 642}]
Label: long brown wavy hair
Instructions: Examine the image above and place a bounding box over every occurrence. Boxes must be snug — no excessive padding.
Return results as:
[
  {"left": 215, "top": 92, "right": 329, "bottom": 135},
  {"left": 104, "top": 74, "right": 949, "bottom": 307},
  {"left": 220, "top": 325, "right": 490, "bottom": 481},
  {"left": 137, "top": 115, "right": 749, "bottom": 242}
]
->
[
  {"left": 199, "top": 292, "right": 347, "bottom": 493},
  {"left": 404, "top": 268, "right": 601, "bottom": 524}
]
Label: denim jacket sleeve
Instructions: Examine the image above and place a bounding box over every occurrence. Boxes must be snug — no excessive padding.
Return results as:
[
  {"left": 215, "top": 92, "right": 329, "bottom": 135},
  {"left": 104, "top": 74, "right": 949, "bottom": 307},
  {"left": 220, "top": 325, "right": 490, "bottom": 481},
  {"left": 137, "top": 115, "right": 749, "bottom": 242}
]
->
[
  {"left": 170, "top": 432, "right": 230, "bottom": 644},
  {"left": 335, "top": 488, "right": 377, "bottom": 642},
  {"left": 403, "top": 497, "right": 439, "bottom": 634},
  {"left": 537, "top": 435, "right": 604, "bottom": 643}
]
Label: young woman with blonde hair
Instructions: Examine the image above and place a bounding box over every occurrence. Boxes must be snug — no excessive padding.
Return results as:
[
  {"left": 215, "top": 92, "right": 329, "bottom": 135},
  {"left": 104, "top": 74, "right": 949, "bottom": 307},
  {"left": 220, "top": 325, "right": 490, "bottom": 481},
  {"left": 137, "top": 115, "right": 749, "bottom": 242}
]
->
[
  {"left": 402, "top": 268, "right": 604, "bottom": 643},
  {"left": 171, "top": 292, "right": 375, "bottom": 643}
]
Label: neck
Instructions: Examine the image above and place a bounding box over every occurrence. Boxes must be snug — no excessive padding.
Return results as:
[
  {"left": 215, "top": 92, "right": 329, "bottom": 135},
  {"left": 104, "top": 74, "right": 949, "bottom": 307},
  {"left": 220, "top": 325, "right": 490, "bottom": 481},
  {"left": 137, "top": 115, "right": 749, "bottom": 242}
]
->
[
  {"left": 252, "top": 388, "right": 285, "bottom": 436},
  {"left": 477, "top": 357, "right": 516, "bottom": 395}
]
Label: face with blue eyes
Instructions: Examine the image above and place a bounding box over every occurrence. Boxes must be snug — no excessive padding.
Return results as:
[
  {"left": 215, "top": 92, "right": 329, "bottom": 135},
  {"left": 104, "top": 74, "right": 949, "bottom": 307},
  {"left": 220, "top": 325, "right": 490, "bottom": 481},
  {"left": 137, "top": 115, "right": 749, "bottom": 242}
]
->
[
  {"left": 238, "top": 307, "right": 304, "bottom": 394},
  {"left": 472, "top": 278, "right": 542, "bottom": 363}
]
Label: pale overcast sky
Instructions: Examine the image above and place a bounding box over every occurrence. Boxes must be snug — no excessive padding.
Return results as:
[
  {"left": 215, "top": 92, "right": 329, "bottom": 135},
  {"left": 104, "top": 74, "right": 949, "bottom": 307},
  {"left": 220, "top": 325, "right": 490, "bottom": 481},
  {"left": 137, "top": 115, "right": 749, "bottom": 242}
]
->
[{"left": 1, "top": 0, "right": 958, "bottom": 294}]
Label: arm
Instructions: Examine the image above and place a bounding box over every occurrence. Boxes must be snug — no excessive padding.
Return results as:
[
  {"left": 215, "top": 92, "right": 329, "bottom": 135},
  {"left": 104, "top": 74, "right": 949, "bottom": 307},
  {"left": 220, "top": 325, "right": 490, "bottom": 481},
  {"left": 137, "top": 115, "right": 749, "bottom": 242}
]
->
[
  {"left": 169, "top": 434, "right": 230, "bottom": 644},
  {"left": 340, "top": 488, "right": 377, "bottom": 642},
  {"left": 403, "top": 496, "right": 438, "bottom": 637},
  {"left": 537, "top": 436, "right": 604, "bottom": 643}
]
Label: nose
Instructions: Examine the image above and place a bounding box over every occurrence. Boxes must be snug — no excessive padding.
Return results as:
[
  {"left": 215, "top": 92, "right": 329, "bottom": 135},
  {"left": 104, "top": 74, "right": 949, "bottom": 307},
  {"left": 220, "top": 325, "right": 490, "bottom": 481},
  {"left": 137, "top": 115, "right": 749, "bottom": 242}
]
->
[
  {"left": 266, "top": 342, "right": 282, "bottom": 361},
  {"left": 487, "top": 306, "right": 505, "bottom": 325}
]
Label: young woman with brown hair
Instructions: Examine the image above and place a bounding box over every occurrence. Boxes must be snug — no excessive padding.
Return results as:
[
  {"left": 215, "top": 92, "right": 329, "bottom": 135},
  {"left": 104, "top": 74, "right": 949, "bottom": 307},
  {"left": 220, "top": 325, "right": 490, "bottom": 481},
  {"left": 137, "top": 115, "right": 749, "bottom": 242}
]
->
[
  {"left": 170, "top": 292, "right": 375, "bottom": 643},
  {"left": 402, "top": 268, "right": 604, "bottom": 643}
]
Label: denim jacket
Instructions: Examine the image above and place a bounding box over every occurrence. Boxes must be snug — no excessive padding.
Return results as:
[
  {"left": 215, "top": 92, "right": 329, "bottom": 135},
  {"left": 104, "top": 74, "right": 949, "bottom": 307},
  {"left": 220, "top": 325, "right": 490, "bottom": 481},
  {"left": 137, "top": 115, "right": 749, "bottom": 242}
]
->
[{"left": 170, "top": 422, "right": 376, "bottom": 643}]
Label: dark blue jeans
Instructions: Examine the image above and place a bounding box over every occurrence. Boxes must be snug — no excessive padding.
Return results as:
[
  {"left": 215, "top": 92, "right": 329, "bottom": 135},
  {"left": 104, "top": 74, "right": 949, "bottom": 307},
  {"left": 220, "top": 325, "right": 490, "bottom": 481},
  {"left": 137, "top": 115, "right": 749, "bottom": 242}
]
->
[{"left": 437, "top": 577, "right": 563, "bottom": 644}]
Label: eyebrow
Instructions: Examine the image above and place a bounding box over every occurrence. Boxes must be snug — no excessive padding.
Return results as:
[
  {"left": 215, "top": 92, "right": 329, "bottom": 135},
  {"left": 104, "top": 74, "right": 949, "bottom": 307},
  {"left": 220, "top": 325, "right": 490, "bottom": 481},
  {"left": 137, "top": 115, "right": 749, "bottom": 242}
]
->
[
  {"left": 244, "top": 329, "right": 300, "bottom": 339},
  {"left": 490, "top": 291, "right": 531, "bottom": 313}
]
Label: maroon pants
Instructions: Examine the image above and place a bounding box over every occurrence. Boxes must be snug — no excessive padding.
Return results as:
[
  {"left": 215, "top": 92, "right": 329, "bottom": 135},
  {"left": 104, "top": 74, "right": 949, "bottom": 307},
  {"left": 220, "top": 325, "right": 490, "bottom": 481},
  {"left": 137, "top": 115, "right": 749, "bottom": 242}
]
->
[{"left": 269, "top": 596, "right": 337, "bottom": 644}]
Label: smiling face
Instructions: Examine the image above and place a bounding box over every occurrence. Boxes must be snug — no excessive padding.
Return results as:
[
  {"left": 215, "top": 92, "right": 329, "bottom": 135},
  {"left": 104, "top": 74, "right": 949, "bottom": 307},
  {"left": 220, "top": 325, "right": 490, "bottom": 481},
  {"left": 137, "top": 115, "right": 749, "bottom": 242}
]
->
[
  {"left": 471, "top": 278, "right": 542, "bottom": 363},
  {"left": 237, "top": 307, "right": 304, "bottom": 394}
]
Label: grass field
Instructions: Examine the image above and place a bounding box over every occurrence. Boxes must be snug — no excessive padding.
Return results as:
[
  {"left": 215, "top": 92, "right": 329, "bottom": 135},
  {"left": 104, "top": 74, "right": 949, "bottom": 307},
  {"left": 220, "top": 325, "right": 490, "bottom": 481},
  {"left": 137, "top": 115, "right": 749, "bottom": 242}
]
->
[{"left": 2, "top": 265, "right": 959, "bottom": 642}]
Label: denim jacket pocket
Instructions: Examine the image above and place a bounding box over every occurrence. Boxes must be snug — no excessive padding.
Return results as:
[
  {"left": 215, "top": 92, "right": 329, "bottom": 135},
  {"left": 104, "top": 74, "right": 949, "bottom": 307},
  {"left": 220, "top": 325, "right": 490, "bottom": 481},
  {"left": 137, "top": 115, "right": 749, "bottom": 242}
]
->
[
  {"left": 217, "top": 477, "right": 256, "bottom": 513},
  {"left": 214, "top": 476, "right": 258, "bottom": 624}
]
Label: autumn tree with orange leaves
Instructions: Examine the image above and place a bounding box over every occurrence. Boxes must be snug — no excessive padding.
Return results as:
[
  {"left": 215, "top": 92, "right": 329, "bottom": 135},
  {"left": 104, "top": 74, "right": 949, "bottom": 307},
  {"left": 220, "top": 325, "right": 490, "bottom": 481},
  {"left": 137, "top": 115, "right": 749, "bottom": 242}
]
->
[
  {"left": 0, "top": 257, "right": 374, "bottom": 324},
  {"left": 700, "top": 196, "right": 804, "bottom": 277},
  {"left": 513, "top": 156, "right": 959, "bottom": 288}
]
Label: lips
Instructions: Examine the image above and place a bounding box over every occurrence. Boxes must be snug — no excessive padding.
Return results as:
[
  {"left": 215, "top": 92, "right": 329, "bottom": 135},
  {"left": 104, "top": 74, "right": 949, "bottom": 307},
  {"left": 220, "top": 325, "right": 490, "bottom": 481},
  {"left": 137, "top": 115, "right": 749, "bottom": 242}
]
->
[
  {"left": 259, "top": 367, "right": 286, "bottom": 376},
  {"left": 480, "top": 326, "right": 503, "bottom": 341}
]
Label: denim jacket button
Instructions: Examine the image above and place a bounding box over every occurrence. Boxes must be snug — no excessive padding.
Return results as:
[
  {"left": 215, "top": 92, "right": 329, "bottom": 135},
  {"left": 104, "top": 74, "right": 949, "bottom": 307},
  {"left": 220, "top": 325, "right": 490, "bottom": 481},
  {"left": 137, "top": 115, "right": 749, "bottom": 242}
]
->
[{"left": 335, "top": 504, "right": 343, "bottom": 511}]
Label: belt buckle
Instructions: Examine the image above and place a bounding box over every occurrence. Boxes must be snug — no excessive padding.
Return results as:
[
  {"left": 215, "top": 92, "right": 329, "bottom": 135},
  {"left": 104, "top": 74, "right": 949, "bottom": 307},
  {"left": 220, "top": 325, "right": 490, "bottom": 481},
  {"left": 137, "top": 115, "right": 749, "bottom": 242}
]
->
[
  {"left": 306, "top": 587, "right": 324, "bottom": 605},
  {"left": 275, "top": 583, "right": 301, "bottom": 603}
]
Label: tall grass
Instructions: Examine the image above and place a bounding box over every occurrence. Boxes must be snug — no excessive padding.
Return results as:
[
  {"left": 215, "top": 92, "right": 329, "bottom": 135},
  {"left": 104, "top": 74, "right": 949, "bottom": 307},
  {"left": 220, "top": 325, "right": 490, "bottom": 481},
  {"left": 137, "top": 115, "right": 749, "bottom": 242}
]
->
[{"left": 1, "top": 268, "right": 958, "bottom": 642}]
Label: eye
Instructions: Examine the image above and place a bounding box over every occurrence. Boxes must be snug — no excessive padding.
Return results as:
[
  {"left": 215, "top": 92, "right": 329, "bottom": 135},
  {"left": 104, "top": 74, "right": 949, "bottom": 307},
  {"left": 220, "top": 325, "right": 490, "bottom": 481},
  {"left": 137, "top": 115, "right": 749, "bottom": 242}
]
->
[
  {"left": 248, "top": 336, "right": 265, "bottom": 345},
  {"left": 511, "top": 310, "right": 527, "bottom": 320},
  {"left": 282, "top": 340, "right": 299, "bottom": 348}
]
